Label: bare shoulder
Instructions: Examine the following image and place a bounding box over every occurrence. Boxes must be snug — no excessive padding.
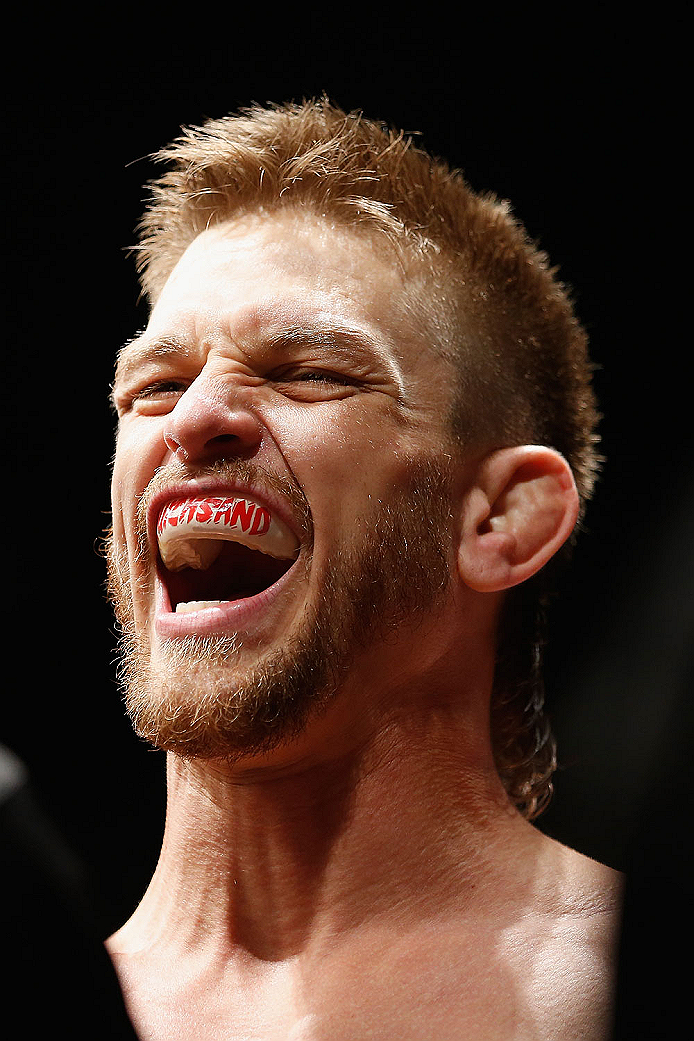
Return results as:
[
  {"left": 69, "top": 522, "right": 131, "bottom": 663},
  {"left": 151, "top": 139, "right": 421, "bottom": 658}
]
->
[
  {"left": 538, "top": 832, "right": 623, "bottom": 928},
  {"left": 311, "top": 835, "right": 624, "bottom": 1041},
  {"left": 502, "top": 831, "right": 624, "bottom": 1039}
]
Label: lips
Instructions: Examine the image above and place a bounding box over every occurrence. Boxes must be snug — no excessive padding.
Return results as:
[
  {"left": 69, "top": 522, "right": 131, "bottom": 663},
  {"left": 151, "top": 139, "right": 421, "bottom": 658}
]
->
[{"left": 153, "top": 491, "right": 301, "bottom": 617}]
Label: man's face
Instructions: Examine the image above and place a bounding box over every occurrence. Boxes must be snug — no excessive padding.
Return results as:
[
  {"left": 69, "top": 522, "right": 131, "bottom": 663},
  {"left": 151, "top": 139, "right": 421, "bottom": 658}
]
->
[{"left": 109, "top": 209, "right": 462, "bottom": 763}]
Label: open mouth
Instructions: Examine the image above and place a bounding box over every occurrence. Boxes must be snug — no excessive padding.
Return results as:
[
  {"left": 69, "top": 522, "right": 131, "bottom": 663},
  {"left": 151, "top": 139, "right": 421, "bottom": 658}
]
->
[{"left": 156, "top": 494, "right": 300, "bottom": 614}]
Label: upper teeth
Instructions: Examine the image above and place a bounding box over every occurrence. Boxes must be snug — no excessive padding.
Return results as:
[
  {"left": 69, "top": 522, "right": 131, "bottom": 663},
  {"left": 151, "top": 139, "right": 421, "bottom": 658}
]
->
[{"left": 157, "top": 495, "right": 299, "bottom": 571}]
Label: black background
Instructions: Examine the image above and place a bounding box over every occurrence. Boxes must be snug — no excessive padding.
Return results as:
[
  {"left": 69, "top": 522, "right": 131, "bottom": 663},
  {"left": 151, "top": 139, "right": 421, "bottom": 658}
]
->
[{"left": 4, "top": 25, "right": 688, "bottom": 1035}]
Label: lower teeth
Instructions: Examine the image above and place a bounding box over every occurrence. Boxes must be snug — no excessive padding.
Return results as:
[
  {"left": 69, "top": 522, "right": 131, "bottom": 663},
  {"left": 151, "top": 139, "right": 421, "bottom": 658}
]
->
[{"left": 175, "top": 600, "right": 225, "bottom": 615}]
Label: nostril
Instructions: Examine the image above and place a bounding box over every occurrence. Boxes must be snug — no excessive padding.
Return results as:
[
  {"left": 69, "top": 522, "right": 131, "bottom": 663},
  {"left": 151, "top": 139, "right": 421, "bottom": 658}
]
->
[
  {"left": 164, "top": 432, "right": 189, "bottom": 461},
  {"left": 207, "top": 432, "right": 257, "bottom": 458}
]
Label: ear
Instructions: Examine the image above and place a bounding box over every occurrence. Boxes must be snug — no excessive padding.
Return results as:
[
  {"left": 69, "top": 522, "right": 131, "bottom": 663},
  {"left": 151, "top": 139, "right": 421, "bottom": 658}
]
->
[{"left": 457, "top": 446, "right": 579, "bottom": 592}]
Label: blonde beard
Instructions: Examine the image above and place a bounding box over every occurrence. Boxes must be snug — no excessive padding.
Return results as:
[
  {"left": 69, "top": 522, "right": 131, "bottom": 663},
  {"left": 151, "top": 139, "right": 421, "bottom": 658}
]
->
[{"left": 105, "top": 459, "right": 453, "bottom": 762}]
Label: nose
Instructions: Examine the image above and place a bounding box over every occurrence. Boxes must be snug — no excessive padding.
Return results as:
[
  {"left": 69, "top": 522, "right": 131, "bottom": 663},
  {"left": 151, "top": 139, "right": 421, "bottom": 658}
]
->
[{"left": 163, "top": 377, "right": 263, "bottom": 464}]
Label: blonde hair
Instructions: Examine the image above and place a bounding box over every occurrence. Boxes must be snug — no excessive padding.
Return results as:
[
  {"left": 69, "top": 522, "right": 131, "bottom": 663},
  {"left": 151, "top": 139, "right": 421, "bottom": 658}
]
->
[{"left": 131, "top": 97, "right": 601, "bottom": 818}]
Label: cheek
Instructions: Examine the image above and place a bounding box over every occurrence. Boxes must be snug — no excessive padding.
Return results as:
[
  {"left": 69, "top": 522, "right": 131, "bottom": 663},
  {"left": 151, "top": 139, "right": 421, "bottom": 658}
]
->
[
  {"left": 111, "top": 422, "right": 166, "bottom": 551},
  {"left": 265, "top": 402, "right": 434, "bottom": 542},
  {"left": 266, "top": 399, "right": 408, "bottom": 472},
  {"left": 266, "top": 403, "right": 396, "bottom": 519}
]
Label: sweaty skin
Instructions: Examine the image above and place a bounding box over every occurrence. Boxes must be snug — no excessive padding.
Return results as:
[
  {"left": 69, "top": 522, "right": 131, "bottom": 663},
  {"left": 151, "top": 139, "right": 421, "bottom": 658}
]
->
[{"left": 107, "top": 209, "right": 622, "bottom": 1041}]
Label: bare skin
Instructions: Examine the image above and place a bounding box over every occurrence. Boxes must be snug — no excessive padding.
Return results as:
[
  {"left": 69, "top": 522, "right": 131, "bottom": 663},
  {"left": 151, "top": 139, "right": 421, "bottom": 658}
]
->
[
  {"left": 108, "top": 724, "right": 621, "bottom": 1040},
  {"left": 108, "top": 210, "right": 622, "bottom": 1039}
]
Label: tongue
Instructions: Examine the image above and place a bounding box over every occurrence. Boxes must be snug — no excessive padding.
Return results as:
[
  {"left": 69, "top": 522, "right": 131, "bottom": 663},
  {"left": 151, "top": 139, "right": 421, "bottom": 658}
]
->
[{"left": 157, "top": 495, "right": 299, "bottom": 571}]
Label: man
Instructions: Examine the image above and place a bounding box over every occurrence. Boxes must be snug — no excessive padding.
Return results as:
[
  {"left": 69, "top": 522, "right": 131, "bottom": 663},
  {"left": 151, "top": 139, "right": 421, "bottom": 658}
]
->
[{"left": 105, "top": 99, "right": 622, "bottom": 1039}]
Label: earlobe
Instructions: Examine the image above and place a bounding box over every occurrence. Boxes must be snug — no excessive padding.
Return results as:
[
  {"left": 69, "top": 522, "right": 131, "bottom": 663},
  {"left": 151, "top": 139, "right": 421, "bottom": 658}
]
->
[{"left": 457, "top": 446, "right": 579, "bottom": 592}]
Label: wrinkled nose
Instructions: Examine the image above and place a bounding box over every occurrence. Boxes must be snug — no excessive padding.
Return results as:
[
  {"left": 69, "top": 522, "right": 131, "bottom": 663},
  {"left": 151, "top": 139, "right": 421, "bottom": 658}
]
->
[{"left": 163, "top": 378, "right": 263, "bottom": 464}]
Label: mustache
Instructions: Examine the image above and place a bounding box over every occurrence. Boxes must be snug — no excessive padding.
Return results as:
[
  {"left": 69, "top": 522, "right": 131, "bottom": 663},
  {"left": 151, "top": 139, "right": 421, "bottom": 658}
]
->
[{"left": 135, "top": 457, "right": 314, "bottom": 546}]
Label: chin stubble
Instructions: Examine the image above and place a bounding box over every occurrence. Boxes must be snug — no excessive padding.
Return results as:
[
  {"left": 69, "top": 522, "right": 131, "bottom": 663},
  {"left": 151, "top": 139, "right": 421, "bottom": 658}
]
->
[{"left": 105, "top": 457, "right": 453, "bottom": 761}]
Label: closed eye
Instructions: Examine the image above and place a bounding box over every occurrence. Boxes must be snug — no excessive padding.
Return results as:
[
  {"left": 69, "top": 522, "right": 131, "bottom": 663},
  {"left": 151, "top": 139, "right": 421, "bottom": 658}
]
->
[
  {"left": 269, "top": 368, "right": 363, "bottom": 399},
  {"left": 115, "top": 379, "right": 189, "bottom": 416},
  {"left": 276, "top": 367, "right": 358, "bottom": 383},
  {"left": 135, "top": 380, "right": 189, "bottom": 397}
]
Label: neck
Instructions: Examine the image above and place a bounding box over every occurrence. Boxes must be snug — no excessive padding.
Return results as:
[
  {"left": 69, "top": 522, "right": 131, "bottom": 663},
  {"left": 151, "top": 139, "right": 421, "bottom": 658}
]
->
[{"left": 109, "top": 692, "right": 521, "bottom": 965}]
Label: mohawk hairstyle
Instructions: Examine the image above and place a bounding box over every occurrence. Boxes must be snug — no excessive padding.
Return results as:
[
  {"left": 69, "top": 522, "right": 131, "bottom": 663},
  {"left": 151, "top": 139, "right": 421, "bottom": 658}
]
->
[{"left": 131, "top": 97, "right": 601, "bottom": 819}]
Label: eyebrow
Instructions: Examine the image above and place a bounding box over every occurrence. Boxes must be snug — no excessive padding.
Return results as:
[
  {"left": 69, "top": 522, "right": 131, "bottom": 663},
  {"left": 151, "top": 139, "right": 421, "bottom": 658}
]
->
[
  {"left": 263, "top": 324, "right": 399, "bottom": 369},
  {"left": 113, "top": 334, "right": 196, "bottom": 385}
]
